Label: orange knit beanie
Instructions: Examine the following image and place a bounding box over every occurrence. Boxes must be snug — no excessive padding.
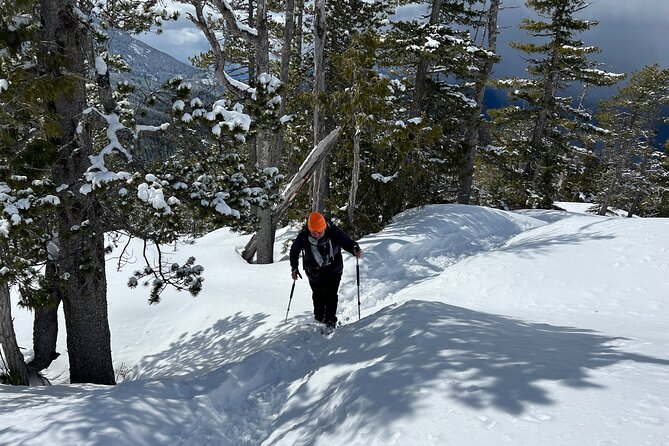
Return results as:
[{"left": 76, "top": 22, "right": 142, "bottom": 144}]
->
[{"left": 307, "top": 211, "right": 327, "bottom": 232}]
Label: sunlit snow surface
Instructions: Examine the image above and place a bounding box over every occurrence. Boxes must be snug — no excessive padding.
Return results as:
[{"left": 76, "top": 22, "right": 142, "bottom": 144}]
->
[{"left": 2, "top": 204, "right": 668, "bottom": 445}]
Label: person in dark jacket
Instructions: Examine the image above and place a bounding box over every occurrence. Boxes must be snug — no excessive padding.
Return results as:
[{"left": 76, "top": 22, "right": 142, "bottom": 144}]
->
[{"left": 290, "top": 211, "right": 362, "bottom": 328}]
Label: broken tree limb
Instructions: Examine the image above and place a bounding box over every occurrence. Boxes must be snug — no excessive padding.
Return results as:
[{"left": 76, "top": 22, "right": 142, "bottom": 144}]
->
[{"left": 241, "top": 126, "right": 342, "bottom": 263}]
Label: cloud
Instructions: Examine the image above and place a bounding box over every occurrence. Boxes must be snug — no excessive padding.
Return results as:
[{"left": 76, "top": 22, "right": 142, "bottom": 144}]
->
[
  {"left": 588, "top": 0, "right": 669, "bottom": 23},
  {"left": 163, "top": 27, "right": 203, "bottom": 45},
  {"left": 135, "top": 16, "right": 210, "bottom": 63}
]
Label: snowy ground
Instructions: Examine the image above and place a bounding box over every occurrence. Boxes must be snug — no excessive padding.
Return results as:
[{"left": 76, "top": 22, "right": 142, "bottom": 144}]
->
[{"left": 1, "top": 204, "right": 668, "bottom": 445}]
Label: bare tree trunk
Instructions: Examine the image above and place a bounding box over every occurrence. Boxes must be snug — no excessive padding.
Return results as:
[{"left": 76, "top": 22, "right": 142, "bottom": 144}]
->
[
  {"left": 273, "top": 0, "right": 296, "bottom": 166},
  {"left": 0, "top": 282, "right": 29, "bottom": 385},
  {"left": 457, "top": 0, "right": 500, "bottom": 204},
  {"left": 241, "top": 127, "right": 342, "bottom": 261},
  {"left": 311, "top": 0, "right": 328, "bottom": 212},
  {"left": 40, "top": 0, "right": 115, "bottom": 384},
  {"left": 254, "top": 0, "right": 276, "bottom": 264},
  {"left": 410, "top": 0, "right": 442, "bottom": 117},
  {"left": 347, "top": 116, "right": 362, "bottom": 225}
]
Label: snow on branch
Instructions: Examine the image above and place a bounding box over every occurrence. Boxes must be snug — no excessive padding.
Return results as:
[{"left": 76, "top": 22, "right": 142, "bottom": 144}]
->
[
  {"left": 581, "top": 68, "right": 626, "bottom": 84},
  {"left": 80, "top": 107, "right": 169, "bottom": 193},
  {"left": 211, "top": 0, "right": 258, "bottom": 40},
  {"left": 371, "top": 172, "right": 398, "bottom": 183},
  {"left": 223, "top": 71, "right": 256, "bottom": 98}
]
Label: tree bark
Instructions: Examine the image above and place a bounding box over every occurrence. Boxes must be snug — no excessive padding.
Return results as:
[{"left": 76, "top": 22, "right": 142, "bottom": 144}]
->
[
  {"left": 0, "top": 282, "right": 29, "bottom": 385},
  {"left": 274, "top": 0, "right": 295, "bottom": 166},
  {"left": 27, "top": 259, "right": 61, "bottom": 373},
  {"left": 253, "top": 0, "right": 276, "bottom": 264},
  {"left": 242, "top": 127, "right": 342, "bottom": 262},
  {"left": 457, "top": 0, "right": 500, "bottom": 204},
  {"left": 311, "top": 0, "right": 328, "bottom": 212},
  {"left": 348, "top": 115, "right": 362, "bottom": 225},
  {"left": 40, "top": 0, "right": 115, "bottom": 384},
  {"left": 410, "top": 0, "right": 442, "bottom": 117}
]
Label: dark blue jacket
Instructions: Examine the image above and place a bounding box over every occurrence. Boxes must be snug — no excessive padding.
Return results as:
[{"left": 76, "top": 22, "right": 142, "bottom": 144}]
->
[{"left": 290, "top": 221, "right": 358, "bottom": 283}]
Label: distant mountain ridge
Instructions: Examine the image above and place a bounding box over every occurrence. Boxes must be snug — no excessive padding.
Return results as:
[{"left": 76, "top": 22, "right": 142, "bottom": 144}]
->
[{"left": 107, "top": 29, "right": 200, "bottom": 85}]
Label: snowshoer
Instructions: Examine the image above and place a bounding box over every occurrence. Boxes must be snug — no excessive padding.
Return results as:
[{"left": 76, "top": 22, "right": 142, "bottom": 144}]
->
[{"left": 290, "top": 211, "right": 362, "bottom": 329}]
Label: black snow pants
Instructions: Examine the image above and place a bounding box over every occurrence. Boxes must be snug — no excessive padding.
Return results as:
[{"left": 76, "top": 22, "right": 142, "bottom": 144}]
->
[{"left": 308, "top": 274, "right": 341, "bottom": 326}]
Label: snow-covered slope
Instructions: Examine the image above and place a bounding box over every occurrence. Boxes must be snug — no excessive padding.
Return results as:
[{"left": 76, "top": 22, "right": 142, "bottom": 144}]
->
[{"left": 2, "top": 205, "right": 668, "bottom": 446}]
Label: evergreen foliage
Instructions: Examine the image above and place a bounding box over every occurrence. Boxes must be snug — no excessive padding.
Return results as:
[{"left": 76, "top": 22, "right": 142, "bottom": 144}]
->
[
  {"left": 0, "top": 0, "right": 281, "bottom": 384},
  {"left": 594, "top": 64, "right": 669, "bottom": 216},
  {"left": 484, "top": 0, "right": 624, "bottom": 208}
]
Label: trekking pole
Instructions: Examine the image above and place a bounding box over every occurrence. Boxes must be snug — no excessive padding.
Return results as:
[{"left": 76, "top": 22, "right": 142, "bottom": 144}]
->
[
  {"left": 285, "top": 279, "right": 297, "bottom": 323},
  {"left": 356, "top": 256, "right": 361, "bottom": 321}
]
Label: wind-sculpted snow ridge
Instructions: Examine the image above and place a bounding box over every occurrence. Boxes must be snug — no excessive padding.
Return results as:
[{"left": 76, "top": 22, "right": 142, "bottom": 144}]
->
[{"left": 335, "top": 204, "right": 547, "bottom": 321}]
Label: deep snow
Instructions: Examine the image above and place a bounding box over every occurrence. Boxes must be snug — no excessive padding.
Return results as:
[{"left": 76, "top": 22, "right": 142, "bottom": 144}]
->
[{"left": 1, "top": 204, "right": 668, "bottom": 445}]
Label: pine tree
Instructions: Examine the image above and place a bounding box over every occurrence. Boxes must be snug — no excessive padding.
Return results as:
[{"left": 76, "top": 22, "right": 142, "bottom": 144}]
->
[
  {"left": 0, "top": 0, "right": 277, "bottom": 385},
  {"left": 327, "top": 31, "right": 439, "bottom": 235},
  {"left": 389, "top": 0, "right": 493, "bottom": 203},
  {"left": 488, "top": 0, "right": 623, "bottom": 208},
  {"left": 595, "top": 64, "right": 669, "bottom": 216},
  {"left": 457, "top": 0, "right": 501, "bottom": 204}
]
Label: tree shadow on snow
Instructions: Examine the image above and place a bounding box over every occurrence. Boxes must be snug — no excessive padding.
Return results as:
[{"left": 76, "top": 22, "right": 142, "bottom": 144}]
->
[
  {"left": 0, "top": 311, "right": 288, "bottom": 446},
  {"left": 132, "top": 312, "right": 277, "bottom": 379},
  {"left": 3, "top": 303, "right": 666, "bottom": 445},
  {"left": 266, "top": 300, "right": 669, "bottom": 444},
  {"left": 499, "top": 220, "right": 616, "bottom": 258}
]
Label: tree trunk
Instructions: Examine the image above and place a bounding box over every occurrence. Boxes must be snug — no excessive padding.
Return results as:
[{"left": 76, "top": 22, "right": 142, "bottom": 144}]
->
[
  {"left": 247, "top": 0, "right": 256, "bottom": 85},
  {"left": 253, "top": 0, "right": 276, "bottom": 264},
  {"left": 242, "top": 127, "right": 342, "bottom": 262},
  {"left": 348, "top": 115, "right": 362, "bottom": 225},
  {"left": 295, "top": 0, "right": 304, "bottom": 67},
  {"left": 273, "top": 0, "right": 296, "bottom": 166},
  {"left": 311, "top": 0, "right": 328, "bottom": 212},
  {"left": 27, "top": 259, "right": 61, "bottom": 373},
  {"left": 457, "top": 0, "right": 500, "bottom": 204},
  {"left": 28, "top": 305, "right": 60, "bottom": 372},
  {"left": 40, "top": 0, "right": 115, "bottom": 384},
  {"left": 628, "top": 153, "right": 649, "bottom": 217},
  {"left": 0, "top": 282, "right": 29, "bottom": 385},
  {"left": 598, "top": 164, "right": 621, "bottom": 216},
  {"left": 410, "top": 0, "right": 442, "bottom": 117}
]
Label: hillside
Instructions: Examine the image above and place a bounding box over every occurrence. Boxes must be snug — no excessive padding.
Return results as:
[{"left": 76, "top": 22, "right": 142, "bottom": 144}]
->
[{"left": 107, "top": 29, "right": 200, "bottom": 86}]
